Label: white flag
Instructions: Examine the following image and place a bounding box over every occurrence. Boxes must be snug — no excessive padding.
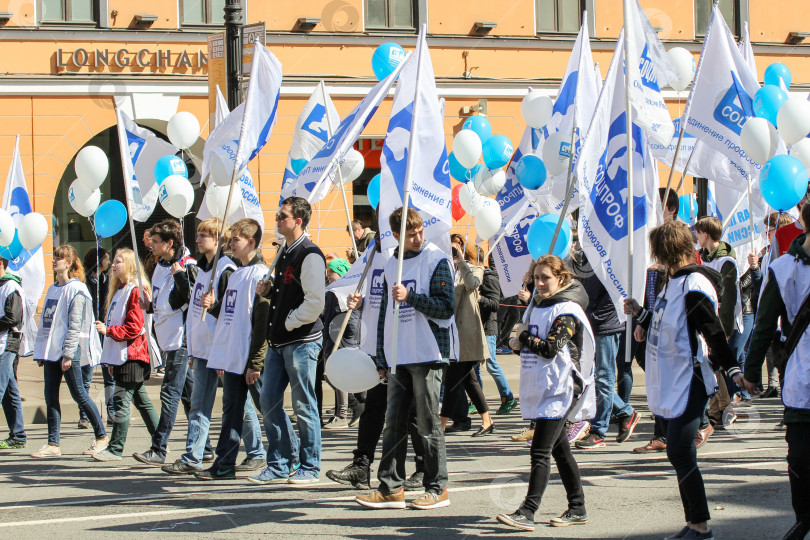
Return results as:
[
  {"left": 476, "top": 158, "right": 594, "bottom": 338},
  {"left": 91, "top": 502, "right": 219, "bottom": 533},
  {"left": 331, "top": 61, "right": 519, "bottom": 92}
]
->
[
  {"left": 114, "top": 108, "right": 179, "bottom": 222},
  {"left": 577, "top": 33, "right": 662, "bottom": 322},
  {"left": 378, "top": 26, "right": 452, "bottom": 255},
  {"left": 739, "top": 21, "right": 757, "bottom": 77},
  {"left": 214, "top": 85, "right": 229, "bottom": 128},
  {"left": 279, "top": 81, "right": 341, "bottom": 205},
  {"left": 2, "top": 136, "right": 45, "bottom": 356},
  {"left": 650, "top": 116, "right": 697, "bottom": 172}
]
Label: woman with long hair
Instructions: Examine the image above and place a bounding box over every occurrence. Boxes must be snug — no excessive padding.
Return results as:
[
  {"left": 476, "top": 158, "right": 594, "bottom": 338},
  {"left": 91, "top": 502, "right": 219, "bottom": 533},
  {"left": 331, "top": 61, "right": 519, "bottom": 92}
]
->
[
  {"left": 625, "top": 220, "right": 745, "bottom": 540},
  {"left": 81, "top": 246, "right": 113, "bottom": 428},
  {"left": 496, "top": 254, "right": 594, "bottom": 531},
  {"left": 31, "top": 245, "right": 107, "bottom": 457},
  {"left": 91, "top": 249, "right": 158, "bottom": 461}
]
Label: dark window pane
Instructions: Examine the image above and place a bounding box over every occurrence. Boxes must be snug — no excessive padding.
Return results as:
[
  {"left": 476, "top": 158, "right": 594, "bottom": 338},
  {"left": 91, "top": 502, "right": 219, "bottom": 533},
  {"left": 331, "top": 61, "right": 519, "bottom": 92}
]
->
[{"left": 366, "top": 0, "right": 386, "bottom": 27}]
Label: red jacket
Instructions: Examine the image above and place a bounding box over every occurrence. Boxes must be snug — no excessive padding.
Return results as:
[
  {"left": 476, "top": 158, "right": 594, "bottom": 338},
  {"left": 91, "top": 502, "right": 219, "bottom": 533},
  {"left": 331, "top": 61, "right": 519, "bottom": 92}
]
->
[{"left": 106, "top": 285, "right": 149, "bottom": 364}]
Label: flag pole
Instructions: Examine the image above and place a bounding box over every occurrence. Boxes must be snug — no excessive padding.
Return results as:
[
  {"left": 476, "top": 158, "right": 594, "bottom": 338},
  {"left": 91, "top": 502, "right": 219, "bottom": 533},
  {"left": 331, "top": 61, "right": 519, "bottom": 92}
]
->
[
  {"left": 674, "top": 142, "right": 698, "bottom": 193},
  {"left": 662, "top": 125, "right": 686, "bottom": 216},
  {"left": 722, "top": 190, "right": 748, "bottom": 229},
  {"left": 621, "top": 7, "right": 635, "bottom": 367},
  {"left": 329, "top": 248, "right": 377, "bottom": 357},
  {"left": 390, "top": 26, "right": 425, "bottom": 376},
  {"left": 320, "top": 81, "right": 360, "bottom": 261},
  {"left": 547, "top": 124, "right": 579, "bottom": 256},
  {"left": 747, "top": 174, "right": 756, "bottom": 254}
]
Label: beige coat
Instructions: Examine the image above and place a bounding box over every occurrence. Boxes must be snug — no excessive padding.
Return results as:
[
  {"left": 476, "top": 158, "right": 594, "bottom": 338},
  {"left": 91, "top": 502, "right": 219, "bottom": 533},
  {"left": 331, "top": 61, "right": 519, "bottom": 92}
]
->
[{"left": 453, "top": 261, "right": 489, "bottom": 363}]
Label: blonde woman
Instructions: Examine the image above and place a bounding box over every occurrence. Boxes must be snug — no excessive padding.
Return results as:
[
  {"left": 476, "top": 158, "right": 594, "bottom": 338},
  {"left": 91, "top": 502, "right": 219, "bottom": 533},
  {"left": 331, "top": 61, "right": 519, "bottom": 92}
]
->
[
  {"left": 32, "top": 245, "right": 107, "bottom": 458},
  {"left": 91, "top": 249, "right": 158, "bottom": 461}
]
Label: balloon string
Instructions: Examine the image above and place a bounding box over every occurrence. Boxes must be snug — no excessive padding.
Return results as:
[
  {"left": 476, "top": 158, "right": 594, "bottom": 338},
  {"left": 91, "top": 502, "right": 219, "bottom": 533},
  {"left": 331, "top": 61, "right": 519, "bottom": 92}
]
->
[{"left": 91, "top": 216, "right": 100, "bottom": 321}]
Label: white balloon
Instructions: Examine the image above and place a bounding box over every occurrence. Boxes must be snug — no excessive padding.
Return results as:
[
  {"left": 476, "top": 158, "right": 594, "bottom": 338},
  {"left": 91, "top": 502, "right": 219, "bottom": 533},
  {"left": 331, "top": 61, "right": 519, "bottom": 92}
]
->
[
  {"left": 777, "top": 97, "right": 810, "bottom": 145},
  {"left": 324, "top": 348, "right": 380, "bottom": 393},
  {"left": 474, "top": 198, "right": 501, "bottom": 239},
  {"left": 453, "top": 129, "right": 483, "bottom": 169},
  {"left": 75, "top": 146, "right": 109, "bottom": 191},
  {"left": 204, "top": 184, "right": 240, "bottom": 220},
  {"left": 473, "top": 167, "right": 507, "bottom": 197},
  {"left": 0, "top": 209, "right": 14, "bottom": 247},
  {"left": 209, "top": 151, "right": 240, "bottom": 187},
  {"left": 458, "top": 182, "right": 484, "bottom": 215},
  {"left": 337, "top": 149, "right": 365, "bottom": 184},
  {"left": 521, "top": 91, "right": 554, "bottom": 129},
  {"left": 667, "top": 47, "right": 695, "bottom": 92},
  {"left": 790, "top": 138, "right": 810, "bottom": 171},
  {"left": 167, "top": 111, "right": 201, "bottom": 150},
  {"left": 158, "top": 175, "right": 195, "bottom": 218},
  {"left": 740, "top": 117, "right": 779, "bottom": 166},
  {"left": 68, "top": 179, "right": 101, "bottom": 218},
  {"left": 18, "top": 212, "right": 48, "bottom": 250},
  {"left": 542, "top": 131, "right": 569, "bottom": 176}
]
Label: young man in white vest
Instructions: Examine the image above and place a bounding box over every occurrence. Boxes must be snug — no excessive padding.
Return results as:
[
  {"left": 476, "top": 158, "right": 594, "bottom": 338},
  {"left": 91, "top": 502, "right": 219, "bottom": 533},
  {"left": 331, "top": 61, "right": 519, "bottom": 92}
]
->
[
  {"left": 355, "top": 207, "right": 454, "bottom": 510},
  {"left": 133, "top": 220, "right": 209, "bottom": 466},
  {"left": 162, "top": 218, "right": 266, "bottom": 475},
  {"left": 0, "top": 257, "right": 25, "bottom": 450},
  {"left": 194, "top": 219, "right": 272, "bottom": 480},
  {"left": 252, "top": 197, "right": 325, "bottom": 485}
]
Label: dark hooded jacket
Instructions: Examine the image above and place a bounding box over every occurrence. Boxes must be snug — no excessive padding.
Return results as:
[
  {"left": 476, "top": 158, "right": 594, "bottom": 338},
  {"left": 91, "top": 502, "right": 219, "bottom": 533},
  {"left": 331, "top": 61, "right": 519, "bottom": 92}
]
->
[
  {"left": 570, "top": 250, "right": 624, "bottom": 335},
  {"left": 699, "top": 241, "right": 738, "bottom": 338},
  {"left": 0, "top": 273, "right": 23, "bottom": 354}
]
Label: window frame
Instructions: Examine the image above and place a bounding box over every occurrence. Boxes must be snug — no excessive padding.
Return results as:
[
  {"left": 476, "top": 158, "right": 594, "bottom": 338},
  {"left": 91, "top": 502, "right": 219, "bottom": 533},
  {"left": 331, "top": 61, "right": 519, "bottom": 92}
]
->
[
  {"left": 364, "top": 0, "right": 424, "bottom": 33},
  {"left": 694, "top": 0, "right": 748, "bottom": 38},
  {"left": 534, "top": 0, "right": 595, "bottom": 37},
  {"left": 179, "top": 0, "right": 230, "bottom": 28},
  {"left": 38, "top": 0, "right": 98, "bottom": 26}
]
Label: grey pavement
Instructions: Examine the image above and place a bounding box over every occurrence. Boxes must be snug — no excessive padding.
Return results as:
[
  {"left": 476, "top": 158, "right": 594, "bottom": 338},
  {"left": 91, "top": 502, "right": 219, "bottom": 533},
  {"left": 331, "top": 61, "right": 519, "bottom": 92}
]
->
[{"left": 0, "top": 355, "right": 796, "bottom": 538}]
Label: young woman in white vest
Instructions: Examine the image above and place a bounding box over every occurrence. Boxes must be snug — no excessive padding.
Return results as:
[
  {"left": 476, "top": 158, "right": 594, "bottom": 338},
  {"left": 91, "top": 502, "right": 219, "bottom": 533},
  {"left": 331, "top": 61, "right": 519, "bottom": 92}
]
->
[
  {"left": 496, "top": 254, "right": 595, "bottom": 532},
  {"left": 89, "top": 248, "right": 158, "bottom": 461},
  {"left": 743, "top": 203, "right": 810, "bottom": 540},
  {"left": 0, "top": 256, "right": 26, "bottom": 450},
  {"left": 625, "top": 220, "right": 746, "bottom": 540},
  {"left": 31, "top": 245, "right": 108, "bottom": 458}
]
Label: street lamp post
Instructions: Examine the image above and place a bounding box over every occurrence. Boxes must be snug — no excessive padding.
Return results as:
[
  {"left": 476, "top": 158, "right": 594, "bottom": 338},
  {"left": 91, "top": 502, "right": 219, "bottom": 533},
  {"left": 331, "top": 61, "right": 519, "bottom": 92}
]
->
[{"left": 224, "top": 0, "right": 243, "bottom": 110}]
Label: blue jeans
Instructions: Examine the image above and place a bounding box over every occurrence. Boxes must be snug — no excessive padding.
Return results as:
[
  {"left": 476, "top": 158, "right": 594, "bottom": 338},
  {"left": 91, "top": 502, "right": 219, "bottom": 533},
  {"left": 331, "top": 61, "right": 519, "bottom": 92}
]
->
[
  {"left": 212, "top": 371, "right": 268, "bottom": 470},
  {"left": 43, "top": 351, "right": 106, "bottom": 445},
  {"left": 78, "top": 364, "right": 93, "bottom": 421},
  {"left": 0, "top": 351, "right": 25, "bottom": 441},
  {"left": 727, "top": 313, "right": 755, "bottom": 399},
  {"left": 616, "top": 331, "right": 634, "bottom": 404},
  {"left": 150, "top": 347, "right": 192, "bottom": 458},
  {"left": 484, "top": 334, "right": 513, "bottom": 401},
  {"left": 182, "top": 359, "right": 265, "bottom": 467},
  {"left": 261, "top": 341, "right": 321, "bottom": 476},
  {"left": 591, "top": 332, "right": 634, "bottom": 437}
]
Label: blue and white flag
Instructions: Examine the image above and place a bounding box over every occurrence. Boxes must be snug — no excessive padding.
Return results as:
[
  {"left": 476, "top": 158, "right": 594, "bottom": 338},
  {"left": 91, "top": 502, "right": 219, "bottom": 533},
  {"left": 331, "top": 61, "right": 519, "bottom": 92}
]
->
[
  {"left": 739, "top": 21, "right": 757, "bottom": 78},
  {"left": 296, "top": 59, "right": 406, "bottom": 208},
  {"left": 114, "top": 108, "right": 179, "bottom": 222},
  {"left": 279, "top": 82, "right": 341, "bottom": 205},
  {"left": 214, "top": 85, "right": 229, "bottom": 127},
  {"left": 3, "top": 136, "right": 45, "bottom": 355},
  {"left": 378, "top": 25, "right": 452, "bottom": 255},
  {"left": 650, "top": 116, "right": 697, "bottom": 172},
  {"left": 577, "top": 32, "right": 662, "bottom": 322}
]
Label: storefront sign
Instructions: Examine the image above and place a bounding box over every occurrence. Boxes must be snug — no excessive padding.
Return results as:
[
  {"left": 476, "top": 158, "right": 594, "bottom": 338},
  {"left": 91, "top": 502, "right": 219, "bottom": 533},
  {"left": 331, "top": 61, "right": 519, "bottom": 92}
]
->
[{"left": 55, "top": 48, "right": 208, "bottom": 71}]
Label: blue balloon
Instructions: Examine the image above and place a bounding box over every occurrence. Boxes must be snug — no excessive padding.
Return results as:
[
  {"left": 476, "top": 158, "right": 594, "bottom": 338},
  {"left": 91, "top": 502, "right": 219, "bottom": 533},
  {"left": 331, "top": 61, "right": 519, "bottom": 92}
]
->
[
  {"left": 526, "top": 214, "right": 571, "bottom": 260},
  {"left": 753, "top": 85, "right": 788, "bottom": 126},
  {"left": 291, "top": 159, "right": 308, "bottom": 175},
  {"left": 462, "top": 115, "right": 493, "bottom": 145},
  {"left": 760, "top": 155, "right": 808, "bottom": 211},
  {"left": 764, "top": 62, "right": 792, "bottom": 89},
  {"left": 678, "top": 194, "right": 697, "bottom": 223},
  {"left": 94, "top": 200, "right": 128, "bottom": 238},
  {"left": 449, "top": 152, "right": 476, "bottom": 183},
  {"left": 367, "top": 173, "right": 381, "bottom": 209},
  {"left": 372, "top": 42, "right": 406, "bottom": 82},
  {"left": 154, "top": 155, "right": 187, "bottom": 185},
  {"left": 516, "top": 155, "right": 547, "bottom": 190},
  {"left": 482, "top": 134, "right": 514, "bottom": 169},
  {"left": 0, "top": 231, "right": 22, "bottom": 260}
]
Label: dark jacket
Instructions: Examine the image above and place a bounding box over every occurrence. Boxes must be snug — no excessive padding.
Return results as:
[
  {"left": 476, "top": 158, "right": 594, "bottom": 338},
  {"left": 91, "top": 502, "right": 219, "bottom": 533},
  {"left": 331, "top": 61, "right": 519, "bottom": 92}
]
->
[
  {"left": 478, "top": 267, "right": 501, "bottom": 336},
  {"left": 699, "top": 241, "right": 737, "bottom": 338},
  {"left": 86, "top": 271, "right": 109, "bottom": 321},
  {"left": 739, "top": 265, "right": 762, "bottom": 315},
  {"left": 321, "top": 291, "right": 359, "bottom": 356},
  {"left": 570, "top": 251, "right": 624, "bottom": 335},
  {"left": 0, "top": 273, "right": 23, "bottom": 354}
]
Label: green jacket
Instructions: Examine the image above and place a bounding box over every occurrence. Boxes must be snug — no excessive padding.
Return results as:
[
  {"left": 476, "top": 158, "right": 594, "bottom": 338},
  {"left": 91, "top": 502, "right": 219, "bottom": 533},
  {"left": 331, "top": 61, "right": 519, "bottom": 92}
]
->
[
  {"left": 745, "top": 234, "right": 810, "bottom": 424},
  {"left": 700, "top": 242, "right": 738, "bottom": 338}
]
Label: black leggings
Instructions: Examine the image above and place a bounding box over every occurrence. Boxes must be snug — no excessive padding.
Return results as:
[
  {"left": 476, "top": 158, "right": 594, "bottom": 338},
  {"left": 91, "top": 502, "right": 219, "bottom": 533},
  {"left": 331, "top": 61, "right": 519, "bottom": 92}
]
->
[
  {"left": 440, "top": 361, "right": 488, "bottom": 417},
  {"left": 786, "top": 422, "right": 810, "bottom": 525},
  {"left": 519, "top": 417, "right": 585, "bottom": 519},
  {"left": 666, "top": 370, "right": 711, "bottom": 524}
]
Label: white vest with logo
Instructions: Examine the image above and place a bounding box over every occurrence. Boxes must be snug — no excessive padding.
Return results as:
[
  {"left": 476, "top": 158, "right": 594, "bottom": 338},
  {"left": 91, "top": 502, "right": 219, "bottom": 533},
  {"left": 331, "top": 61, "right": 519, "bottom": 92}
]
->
[
  {"left": 186, "top": 255, "right": 237, "bottom": 361},
  {"left": 645, "top": 272, "right": 719, "bottom": 419},
  {"left": 34, "top": 279, "right": 101, "bottom": 366},
  {"left": 382, "top": 243, "right": 451, "bottom": 367},
  {"left": 768, "top": 255, "right": 810, "bottom": 410},
  {"left": 100, "top": 282, "right": 147, "bottom": 367},
  {"left": 702, "top": 255, "right": 744, "bottom": 332},
  {"left": 0, "top": 279, "right": 23, "bottom": 353},
  {"left": 519, "top": 300, "right": 595, "bottom": 421},
  {"left": 152, "top": 256, "right": 190, "bottom": 352},
  {"left": 359, "top": 250, "right": 391, "bottom": 357},
  {"left": 207, "top": 262, "right": 269, "bottom": 375}
]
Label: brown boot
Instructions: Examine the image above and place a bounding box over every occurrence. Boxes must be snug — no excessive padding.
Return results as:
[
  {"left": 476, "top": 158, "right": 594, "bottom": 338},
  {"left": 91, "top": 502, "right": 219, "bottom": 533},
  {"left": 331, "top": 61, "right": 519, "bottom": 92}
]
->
[{"left": 633, "top": 439, "right": 666, "bottom": 453}]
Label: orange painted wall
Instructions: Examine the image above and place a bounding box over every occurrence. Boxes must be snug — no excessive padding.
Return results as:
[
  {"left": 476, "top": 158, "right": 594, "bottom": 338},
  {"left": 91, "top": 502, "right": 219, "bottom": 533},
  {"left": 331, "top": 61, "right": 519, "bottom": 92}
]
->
[
  {"left": 258, "top": 0, "right": 363, "bottom": 32},
  {"left": 594, "top": 0, "right": 696, "bottom": 40},
  {"left": 428, "top": 0, "right": 535, "bottom": 36},
  {"left": 749, "top": 0, "right": 807, "bottom": 44},
  {"left": 108, "top": 0, "right": 178, "bottom": 29}
]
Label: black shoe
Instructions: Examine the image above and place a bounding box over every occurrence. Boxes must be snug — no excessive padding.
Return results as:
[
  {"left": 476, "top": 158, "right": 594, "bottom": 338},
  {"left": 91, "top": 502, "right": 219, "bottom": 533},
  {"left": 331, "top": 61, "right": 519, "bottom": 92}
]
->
[
  {"left": 496, "top": 510, "right": 535, "bottom": 531},
  {"left": 133, "top": 449, "right": 165, "bottom": 466},
  {"left": 161, "top": 459, "right": 199, "bottom": 475},
  {"left": 194, "top": 467, "right": 235, "bottom": 481},
  {"left": 202, "top": 451, "right": 215, "bottom": 463},
  {"left": 77, "top": 418, "right": 91, "bottom": 430},
  {"left": 402, "top": 471, "right": 424, "bottom": 491},
  {"left": 616, "top": 410, "right": 641, "bottom": 443},
  {"left": 761, "top": 387, "right": 779, "bottom": 399},
  {"left": 471, "top": 424, "right": 494, "bottom": 437},
  {"left": 325, "top": 461, "right": 370, "bottom": 489},
  {"left": 681, "top": 529, "right": 714, "bottom": 540},
  {"left": 783, "top": 521, "right": 810, "bottom": 540},
  {"left": 444, "top": 421, "right": 471, "bottom": 434},
  {"left": 235, "top": 457, "right": 265, "bottom": 472},
  {"left": 549, "top": 509, "right": 588, "bottom": 527}
]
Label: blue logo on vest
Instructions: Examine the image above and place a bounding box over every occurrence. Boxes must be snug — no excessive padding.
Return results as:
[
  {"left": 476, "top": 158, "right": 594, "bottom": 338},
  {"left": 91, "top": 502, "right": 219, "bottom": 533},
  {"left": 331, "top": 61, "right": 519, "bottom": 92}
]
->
[
  {"left": 370, "top": 269, "right": 385, "bottom": 298},
  {"left": 224, "top": 290, "right": 237, "bottom": 315},
  {"left": 193, "top": 283, "right": 204, "bottom": 307},
  {"left": 590, "top": 112, "right": 648, "bottom": 241},
  {"left": 400, "top": 279, "right": 417, "bottom": 308},
  {"left": 42, "top": 299, "right": 57, "bottom": 330},
  {"left": 713, "top": 71, "right": 755, "bottom": 136}
]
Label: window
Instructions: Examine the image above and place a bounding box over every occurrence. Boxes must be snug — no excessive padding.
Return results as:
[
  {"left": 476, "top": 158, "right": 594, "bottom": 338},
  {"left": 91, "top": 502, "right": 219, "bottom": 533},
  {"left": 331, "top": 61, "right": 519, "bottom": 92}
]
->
[
  {"left": 41, "top": 0, "right": 95, "bottom": 23},
  {"left": 536, "top": 0, "right": 585, "bottom": 34},
  {"left": 695, "top": 0, "right": 744, "bottom": 36},
  {"left": 181, "top": 0, "right": 227, "bottom": 26},
  {"left": 366, "top": 0, "right": 416, "bottom": 30}
]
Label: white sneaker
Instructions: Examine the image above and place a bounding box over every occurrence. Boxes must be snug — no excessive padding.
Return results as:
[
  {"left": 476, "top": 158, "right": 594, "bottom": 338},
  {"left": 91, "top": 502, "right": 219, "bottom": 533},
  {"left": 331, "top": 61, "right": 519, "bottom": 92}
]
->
[
  {"left": 31, "top": 444, "right": 61, "bottom": 457},
  {"left": 83, "top": 436, "right": 110, "bottom": 455}
]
